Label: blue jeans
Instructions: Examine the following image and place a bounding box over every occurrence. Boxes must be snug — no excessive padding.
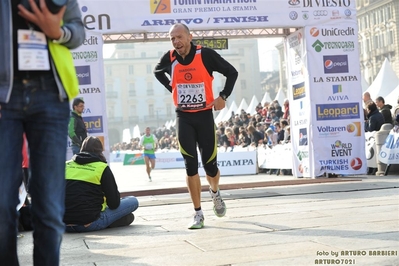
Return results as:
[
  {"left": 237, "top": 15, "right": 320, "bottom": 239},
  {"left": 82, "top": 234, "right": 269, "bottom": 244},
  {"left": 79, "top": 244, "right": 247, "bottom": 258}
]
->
[
  {"left": 0, "top": 75, "right": 70, "bottom": 266},
  {"left": 66, "top": 196, "right": 139, "bottom": 233}
]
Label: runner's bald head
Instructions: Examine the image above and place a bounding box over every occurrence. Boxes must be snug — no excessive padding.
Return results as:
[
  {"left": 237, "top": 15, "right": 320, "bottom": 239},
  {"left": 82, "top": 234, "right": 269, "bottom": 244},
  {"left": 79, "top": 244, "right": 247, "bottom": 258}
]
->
[{"left": 169, "top": 23, "right": 190, "bottom": 35}]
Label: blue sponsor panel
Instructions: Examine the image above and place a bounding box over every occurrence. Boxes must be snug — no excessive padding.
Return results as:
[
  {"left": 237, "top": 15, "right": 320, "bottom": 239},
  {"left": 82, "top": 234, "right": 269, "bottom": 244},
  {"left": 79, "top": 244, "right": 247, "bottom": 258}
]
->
[
  {"left": 293, "top": 82, "right": 306, "bottom": 100},
  {"left": 332, "top": 84, "right": 342, "bottom": 94},
  {"left": 75, "top": 65, "right": 91, "bottom": 85},
  {"left": 299, "top": 128, "right": 308, "bottom": 146},
  {"left": 84, "top": 116, "right": 103, "bottom": 133},
  {"left": 323, "top": 55, "right": 349, "bottom": 74},
  {"left": 316, "top": 102, "right": 360, "bottom": 121}
]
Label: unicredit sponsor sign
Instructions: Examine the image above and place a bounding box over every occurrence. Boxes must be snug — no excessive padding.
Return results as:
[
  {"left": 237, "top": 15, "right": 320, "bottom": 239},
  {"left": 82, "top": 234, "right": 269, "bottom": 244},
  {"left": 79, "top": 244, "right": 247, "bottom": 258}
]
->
[
  {"left": 310, "top": 26, "right": 355, "bottom": 37},
  {"left": 82, "top": 36, "right": 99, "bottom": 45}
]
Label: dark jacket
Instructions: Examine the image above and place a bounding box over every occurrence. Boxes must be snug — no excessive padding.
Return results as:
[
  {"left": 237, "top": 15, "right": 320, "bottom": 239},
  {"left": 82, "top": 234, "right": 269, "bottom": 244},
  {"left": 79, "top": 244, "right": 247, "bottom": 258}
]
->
[
  {"left": 64, "top": 153, "right": 120, "bottom": 225},
  {"left": 277, "top": 129, "right": 285, "bottom": 143},
  {"left": 394, "top": 105, "right": 399, "bottom": 125},
  {"left": 68, "top": 111, "right": 87, "bottom": 146},
  {"left": 240, "top": 134, "right": 252, "bottom": 148},
  {"left": 219, "top": 134, "right": 228, "bottom": 147},
  {"left": 250, "top": 131, "right": 263, "bottom": 147},
  {"left": 380, "top": 104, "right": 393, "bottom": 124},
  {"left": 365, "top": 109, "right": 385, "bottom": 132}
]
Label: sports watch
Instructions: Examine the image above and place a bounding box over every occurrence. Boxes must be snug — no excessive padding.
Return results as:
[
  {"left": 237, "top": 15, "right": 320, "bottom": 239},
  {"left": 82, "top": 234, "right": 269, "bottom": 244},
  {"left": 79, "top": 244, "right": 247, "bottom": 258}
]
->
[{"left": 219, "top": 92, "right": 227, "bottom": 101}]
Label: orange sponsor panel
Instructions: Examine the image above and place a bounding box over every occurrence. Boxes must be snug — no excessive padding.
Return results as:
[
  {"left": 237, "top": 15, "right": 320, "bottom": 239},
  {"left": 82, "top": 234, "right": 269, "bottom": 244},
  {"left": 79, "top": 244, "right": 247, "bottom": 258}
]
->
[{"left": 150, "top": 0, "right": 171, "bottom": 14}]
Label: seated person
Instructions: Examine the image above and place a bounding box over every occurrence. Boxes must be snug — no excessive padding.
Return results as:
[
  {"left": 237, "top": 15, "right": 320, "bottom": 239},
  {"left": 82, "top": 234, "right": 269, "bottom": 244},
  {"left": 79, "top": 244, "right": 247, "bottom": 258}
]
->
[
  {"left": 64, "top": 136, "right": 139, "bottom": 232},
  {"left": 365, "top": 102, "right": 384, "bottom": 132},
  {"left": 265, "top": 128, "right": 278, "bottom": 146},
  {"left": 238, "top": 130, "right": 251, "bottom": 148},
  {"left": 247, "top": 125, "right": 263, "bottom": 147}
]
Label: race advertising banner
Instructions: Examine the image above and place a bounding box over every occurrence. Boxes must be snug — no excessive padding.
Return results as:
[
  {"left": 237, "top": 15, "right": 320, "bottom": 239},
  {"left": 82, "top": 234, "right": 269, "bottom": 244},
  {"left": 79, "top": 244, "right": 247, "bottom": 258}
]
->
[
  {"left": 305, "top": 21, "right": 367, "bottom": 176},
  {"left": 379, "top": 127, "right": 399, "bottom": 165},
  {"left": 118, "top": 150, "right": 256, "bottom": 175},
  {"left": 123, "top": 153, "right": 145, "bottom": 165},
  {"left": 67, "top": 31, "right": 110, "bottom": 161},
  {"left": 77, "top": 0, "right": 356, "bottom": 33},
  {"left": 285, "top": 28, "right": 312, "bottom": 178},
  {"left": 199, "top": 150, "right": 257, "bottom": 176}
]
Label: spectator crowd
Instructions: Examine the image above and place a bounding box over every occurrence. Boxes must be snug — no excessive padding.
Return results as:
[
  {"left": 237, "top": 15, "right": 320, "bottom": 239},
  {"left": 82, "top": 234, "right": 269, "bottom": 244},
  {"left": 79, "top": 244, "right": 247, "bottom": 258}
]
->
[
  {"left": 362, "top": 93, "right": 399, "bottom": 175},
  {"left": 111, "top": 99, "right": 292, "bottom": 175},
  {"left": 110, "top": 94, "right": 399, "bottom": 176}
]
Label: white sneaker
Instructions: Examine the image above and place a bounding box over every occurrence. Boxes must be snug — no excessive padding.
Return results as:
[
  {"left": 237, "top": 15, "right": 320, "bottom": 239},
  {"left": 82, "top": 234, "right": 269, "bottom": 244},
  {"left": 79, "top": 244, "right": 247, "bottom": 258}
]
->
[
  {"left": 209, "top": 188, "right": 226, "bottom": 217},
  {"left": 188, "top": 213, "right": 204, "bottom": 229}
]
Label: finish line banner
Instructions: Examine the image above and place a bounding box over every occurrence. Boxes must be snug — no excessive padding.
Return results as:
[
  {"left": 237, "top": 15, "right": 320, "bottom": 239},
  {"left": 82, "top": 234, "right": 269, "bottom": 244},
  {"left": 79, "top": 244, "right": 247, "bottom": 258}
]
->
[{"left": 78, "top": 0, "right": 356, "bottom": 33}]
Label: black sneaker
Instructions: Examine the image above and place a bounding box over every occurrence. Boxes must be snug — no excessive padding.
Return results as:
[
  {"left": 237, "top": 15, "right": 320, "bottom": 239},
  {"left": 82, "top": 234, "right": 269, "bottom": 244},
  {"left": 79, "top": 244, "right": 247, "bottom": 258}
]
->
[{"left": 108, "top": 213, "right": 134, "bottom": 228}]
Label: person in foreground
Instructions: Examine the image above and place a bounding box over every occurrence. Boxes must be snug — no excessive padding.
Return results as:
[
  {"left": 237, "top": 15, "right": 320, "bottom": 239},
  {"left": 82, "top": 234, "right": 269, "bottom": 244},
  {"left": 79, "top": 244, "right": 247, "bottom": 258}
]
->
[
  {"left": 0, "top": 0, "right": 85, "bottom": 265},
  {"left": 64, "top": 136, "right": 139, "bottom": 232},
  {"left": 154, "top": 23, "right": 238, "bottom": 229},
  {"left": 139, "top": 126, "right": 158, "bottom": 181}
]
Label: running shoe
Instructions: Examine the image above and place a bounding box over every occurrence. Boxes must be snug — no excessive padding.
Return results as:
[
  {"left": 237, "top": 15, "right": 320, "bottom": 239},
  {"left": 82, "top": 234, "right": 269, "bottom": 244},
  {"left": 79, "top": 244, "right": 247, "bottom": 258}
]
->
[
  {"left": 149, "top": 176, "right": 152, "bottom": 182},
  {"left": 188, "top": 213, "right": 204, "bottom": 229},
  {"left": 209, "top": 188, "right": 226, "bottom": 217}
]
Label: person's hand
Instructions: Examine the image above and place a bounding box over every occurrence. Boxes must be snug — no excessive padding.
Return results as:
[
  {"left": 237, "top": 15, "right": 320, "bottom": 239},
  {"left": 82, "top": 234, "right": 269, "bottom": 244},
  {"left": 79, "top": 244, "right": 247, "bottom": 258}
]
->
[
  {"left": 18, "top": 0, "right": 66, "bottom": 40},
  {"left": 207, "top": 96, "right": 226, "bottom": 111}
]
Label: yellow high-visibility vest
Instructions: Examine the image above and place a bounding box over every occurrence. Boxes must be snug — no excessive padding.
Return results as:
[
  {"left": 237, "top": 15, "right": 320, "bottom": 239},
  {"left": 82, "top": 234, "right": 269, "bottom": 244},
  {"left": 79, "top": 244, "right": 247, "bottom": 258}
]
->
[{"left": 48, "top": 41, "right": 79, "bottom": 100}]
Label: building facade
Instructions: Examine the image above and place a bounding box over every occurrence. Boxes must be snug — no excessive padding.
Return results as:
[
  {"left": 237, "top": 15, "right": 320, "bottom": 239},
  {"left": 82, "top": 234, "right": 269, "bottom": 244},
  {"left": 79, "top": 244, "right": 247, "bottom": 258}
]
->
[{"left": 357, "top": 0, "right": 399, "bottom": 84}]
